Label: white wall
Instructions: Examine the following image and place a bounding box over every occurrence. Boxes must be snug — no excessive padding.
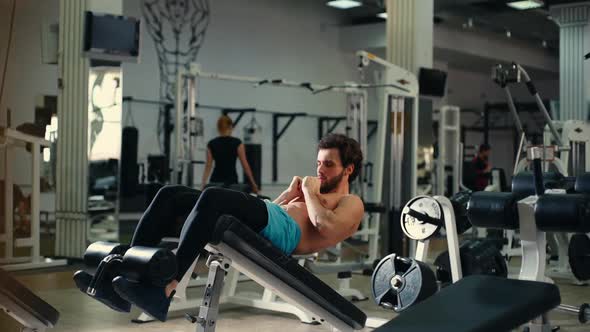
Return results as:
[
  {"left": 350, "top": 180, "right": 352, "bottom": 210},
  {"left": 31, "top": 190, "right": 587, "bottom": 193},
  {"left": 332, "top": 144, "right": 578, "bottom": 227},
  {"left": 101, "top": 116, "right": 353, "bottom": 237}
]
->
[{"left": 122, "top": 0, "right": 358, "bottom": 187}]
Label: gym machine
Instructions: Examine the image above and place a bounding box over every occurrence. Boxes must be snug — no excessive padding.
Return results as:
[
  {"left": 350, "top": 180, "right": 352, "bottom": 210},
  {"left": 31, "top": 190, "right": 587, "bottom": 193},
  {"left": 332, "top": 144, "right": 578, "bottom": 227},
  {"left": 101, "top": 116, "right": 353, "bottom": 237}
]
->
[
  {"left": 433, "top": 105, "right": 461, "bottom": 197},
  {"left": 355, "top": 50, "right": 421, "bottom": 259},
  {"left": 470, "top": 147, "right": 590, "bottom": 331},
  {"left": 369, "top": 149, "right": 590, "bottom": 331},
  {"left": 0, "top": 127, "right": 67, "bottom": 271},
  {"left": 493, "top": 62, "right": 590, "bottom": 284}
]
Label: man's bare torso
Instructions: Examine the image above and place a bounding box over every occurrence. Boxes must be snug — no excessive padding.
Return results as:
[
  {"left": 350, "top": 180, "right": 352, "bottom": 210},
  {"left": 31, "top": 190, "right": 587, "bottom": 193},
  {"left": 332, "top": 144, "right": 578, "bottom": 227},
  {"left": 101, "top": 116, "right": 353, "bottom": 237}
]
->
[{"left": 279, "top": 193, "right": 359, "bottom": 254}]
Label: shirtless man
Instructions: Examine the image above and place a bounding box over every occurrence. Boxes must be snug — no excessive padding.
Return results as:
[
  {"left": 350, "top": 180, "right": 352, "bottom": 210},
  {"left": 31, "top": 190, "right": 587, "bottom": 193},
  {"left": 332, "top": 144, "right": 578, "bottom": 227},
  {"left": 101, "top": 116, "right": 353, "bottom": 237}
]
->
[{"left": 74, "top": 133, "right": 364, "bottom": 321}]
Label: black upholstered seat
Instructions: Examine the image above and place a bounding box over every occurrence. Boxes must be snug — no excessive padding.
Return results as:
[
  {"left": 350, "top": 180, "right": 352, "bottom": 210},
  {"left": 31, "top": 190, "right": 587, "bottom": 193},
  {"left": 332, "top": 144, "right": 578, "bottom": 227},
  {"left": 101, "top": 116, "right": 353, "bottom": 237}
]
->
[{"left": 374, "top": 275, "right": 560, "bottom": 332}]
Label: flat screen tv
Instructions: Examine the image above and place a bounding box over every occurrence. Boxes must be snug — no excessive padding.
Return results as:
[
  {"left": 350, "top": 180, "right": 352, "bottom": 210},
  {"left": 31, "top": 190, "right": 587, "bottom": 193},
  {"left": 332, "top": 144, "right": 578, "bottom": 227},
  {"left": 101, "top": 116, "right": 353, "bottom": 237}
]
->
[
  {"left": 84, "top": 11, "right": 141, "bottom": 63},
  {"left": 419, "top": 68, "right": 447, "bottom": 97}
]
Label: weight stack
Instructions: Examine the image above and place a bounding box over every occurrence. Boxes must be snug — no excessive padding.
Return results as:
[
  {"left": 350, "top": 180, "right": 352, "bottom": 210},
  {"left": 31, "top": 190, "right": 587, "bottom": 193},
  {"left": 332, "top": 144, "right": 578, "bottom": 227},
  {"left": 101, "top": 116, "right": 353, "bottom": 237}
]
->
[
  {"left": 243, "top": 144, "right": 262, "bottom": 190},
  {"left": 120, "top": 127, "right": 139, "bottom": 197}
]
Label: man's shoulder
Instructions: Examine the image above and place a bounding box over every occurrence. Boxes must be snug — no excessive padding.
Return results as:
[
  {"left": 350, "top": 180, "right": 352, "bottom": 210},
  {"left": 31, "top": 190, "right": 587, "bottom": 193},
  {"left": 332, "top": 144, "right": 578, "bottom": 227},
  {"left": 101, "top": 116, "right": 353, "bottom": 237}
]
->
[{"left": 338, "top": 194, "right": 364, "bottom": 208}]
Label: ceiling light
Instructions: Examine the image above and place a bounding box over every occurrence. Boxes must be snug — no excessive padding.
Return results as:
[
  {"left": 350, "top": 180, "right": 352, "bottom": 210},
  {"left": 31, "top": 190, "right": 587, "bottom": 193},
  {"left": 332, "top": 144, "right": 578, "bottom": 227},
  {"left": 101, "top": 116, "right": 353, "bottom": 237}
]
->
[
  {"left": 326, "top": 0, "right": 362, "bottom": 9},
  {"left": 506, "top": 0, "right": 544, "bottom": 10},
  {"left": 377, "top": 12, "right": 387, "bottom": 19}
]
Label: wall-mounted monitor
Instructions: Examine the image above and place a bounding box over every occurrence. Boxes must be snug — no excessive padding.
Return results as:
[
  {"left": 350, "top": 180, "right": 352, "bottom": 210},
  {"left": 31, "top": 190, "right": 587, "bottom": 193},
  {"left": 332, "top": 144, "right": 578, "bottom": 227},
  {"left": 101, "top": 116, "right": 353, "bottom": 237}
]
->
[
  {"left": 83, "top": 11, "right": 141, "bottom": 63},
  {"left": 419, "top": 68, "right": 447, "bottom": 97}
]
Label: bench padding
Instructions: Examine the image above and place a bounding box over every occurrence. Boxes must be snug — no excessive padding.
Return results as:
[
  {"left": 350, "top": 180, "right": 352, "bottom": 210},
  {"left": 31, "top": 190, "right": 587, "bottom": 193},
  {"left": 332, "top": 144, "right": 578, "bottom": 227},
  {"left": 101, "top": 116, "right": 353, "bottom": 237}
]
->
[
  {"left": 374, "top": 275, "right": 560, "bottom": 332},
  {"left": 209, "top": 215, "right": 367, "bottom": 329},
  {"left": 535, "top": 194, "right": 590, "bottom": 233},
  {"left": 467, "top": 192, "right": 519, "bottom": 229}
]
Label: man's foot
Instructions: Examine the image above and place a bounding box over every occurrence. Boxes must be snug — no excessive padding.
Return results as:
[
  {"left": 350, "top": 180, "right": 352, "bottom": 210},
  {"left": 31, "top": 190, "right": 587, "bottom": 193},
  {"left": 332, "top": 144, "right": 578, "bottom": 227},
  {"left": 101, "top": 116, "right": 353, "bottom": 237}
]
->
[
  {"left": 73, "top": 270, "right": 131, "bottom": 312},
  {"left": 112, "top": 276, "right": 172, "bottom": 322}
]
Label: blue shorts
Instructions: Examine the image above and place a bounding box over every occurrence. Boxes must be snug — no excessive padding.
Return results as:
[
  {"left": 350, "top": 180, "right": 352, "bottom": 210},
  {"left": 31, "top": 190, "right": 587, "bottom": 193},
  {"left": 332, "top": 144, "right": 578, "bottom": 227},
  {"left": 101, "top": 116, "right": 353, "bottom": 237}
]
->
[{"left": 260, "top": 200, "right": 301, "bottom": 255}]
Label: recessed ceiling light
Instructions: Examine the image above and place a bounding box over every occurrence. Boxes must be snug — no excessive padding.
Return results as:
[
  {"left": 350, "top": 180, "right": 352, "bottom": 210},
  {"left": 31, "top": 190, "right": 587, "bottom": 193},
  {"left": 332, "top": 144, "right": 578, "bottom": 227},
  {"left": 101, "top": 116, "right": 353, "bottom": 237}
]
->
[
  {"left": 506, "top": 0, "right": 544, "bottom": 10},
  {"left": 326, "top": 0, "right": 362, "bottom": 9},
  {"left": 377, "top": 12, "right": 387, "bottom": 19}
]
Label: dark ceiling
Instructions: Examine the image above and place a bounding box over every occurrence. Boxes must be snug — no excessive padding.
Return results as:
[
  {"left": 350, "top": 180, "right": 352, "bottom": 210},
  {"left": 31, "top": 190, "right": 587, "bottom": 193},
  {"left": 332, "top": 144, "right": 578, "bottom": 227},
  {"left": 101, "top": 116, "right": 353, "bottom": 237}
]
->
[{"left": 328, "top": 0, "right": 585, "bottom": 53}]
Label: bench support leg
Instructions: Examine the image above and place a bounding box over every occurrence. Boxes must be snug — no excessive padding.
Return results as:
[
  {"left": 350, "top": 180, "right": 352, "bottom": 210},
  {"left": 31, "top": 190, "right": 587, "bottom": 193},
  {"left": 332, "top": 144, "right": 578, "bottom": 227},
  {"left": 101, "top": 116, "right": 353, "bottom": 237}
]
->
[{"left": 196, "top": 256, "right": 229, "bottom": 332}]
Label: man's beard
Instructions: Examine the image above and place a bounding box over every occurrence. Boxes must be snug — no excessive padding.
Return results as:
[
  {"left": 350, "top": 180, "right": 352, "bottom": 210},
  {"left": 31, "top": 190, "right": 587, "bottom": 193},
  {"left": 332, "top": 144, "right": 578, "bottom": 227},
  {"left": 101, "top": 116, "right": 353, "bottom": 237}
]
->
[{"left": 320, "top": 170, "right": 345, "bottom": 194}]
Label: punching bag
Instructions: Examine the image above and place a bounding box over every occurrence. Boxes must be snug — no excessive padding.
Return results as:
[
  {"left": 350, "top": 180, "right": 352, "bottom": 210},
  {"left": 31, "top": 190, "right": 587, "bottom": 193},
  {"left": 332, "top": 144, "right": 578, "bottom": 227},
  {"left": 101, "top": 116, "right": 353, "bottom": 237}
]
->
[
  {"left": 243, "top": 144, "right": 262, "bottom": 191},
  {"left": 120, "top": 126, "right": 139, "bottom": 197}
]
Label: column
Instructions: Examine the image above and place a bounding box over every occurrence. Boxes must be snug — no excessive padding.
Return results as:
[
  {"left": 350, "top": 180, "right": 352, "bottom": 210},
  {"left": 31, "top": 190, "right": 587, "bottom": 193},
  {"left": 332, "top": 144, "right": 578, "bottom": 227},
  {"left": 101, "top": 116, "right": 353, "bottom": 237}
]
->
[
  {"left": 384, "top": 0, "right": 434, "bottom": 257},
  {"left": 55, "top": 0, "right": 89, "bottom": 258},
  {"left": 550, "top": 3, "right": 590, "bottom": 121},
  {"left": 386, "top": 0, "right": 433, "bottom": 72},
  {"left": 55, "top": 0, "right": 123, "bottom": 258}
]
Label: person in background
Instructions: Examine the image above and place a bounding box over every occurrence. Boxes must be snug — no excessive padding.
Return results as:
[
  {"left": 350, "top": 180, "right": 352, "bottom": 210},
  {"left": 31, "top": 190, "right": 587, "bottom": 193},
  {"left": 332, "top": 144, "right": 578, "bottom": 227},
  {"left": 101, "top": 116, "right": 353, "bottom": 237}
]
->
[
  {"left": 201, "top": 114, "right": 259, "bottom": 193},
  {"left": 472, "top": 143, "right": 492, "bottom": 191}
]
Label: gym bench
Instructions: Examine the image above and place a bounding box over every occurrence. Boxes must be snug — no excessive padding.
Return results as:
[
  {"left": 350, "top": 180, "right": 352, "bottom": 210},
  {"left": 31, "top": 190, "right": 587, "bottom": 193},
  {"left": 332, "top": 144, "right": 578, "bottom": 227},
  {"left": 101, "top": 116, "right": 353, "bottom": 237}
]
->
[{"left": 0, "top": 268, "right": 60, "bottom": 331}]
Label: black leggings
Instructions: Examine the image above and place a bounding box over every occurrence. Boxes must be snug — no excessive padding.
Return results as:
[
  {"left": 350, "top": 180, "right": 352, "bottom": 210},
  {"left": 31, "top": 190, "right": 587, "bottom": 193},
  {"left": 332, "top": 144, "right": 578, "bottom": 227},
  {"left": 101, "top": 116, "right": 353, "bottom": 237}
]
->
[{"left": 130, "top": 185, "right": 269, "bottom": 282}]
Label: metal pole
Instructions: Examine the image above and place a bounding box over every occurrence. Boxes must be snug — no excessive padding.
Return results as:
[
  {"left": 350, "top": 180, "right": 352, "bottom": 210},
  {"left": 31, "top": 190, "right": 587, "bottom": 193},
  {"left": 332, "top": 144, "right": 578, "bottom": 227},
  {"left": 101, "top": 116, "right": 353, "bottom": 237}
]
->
[
  {"left": 517, "top": 65, "right": 563, "bottom": 147},
  {"left": 513, "top": 132, "right": 526, "bottom": 175},
  {"left": 504, "top": 87, "right": 525, "bottom": 137}
]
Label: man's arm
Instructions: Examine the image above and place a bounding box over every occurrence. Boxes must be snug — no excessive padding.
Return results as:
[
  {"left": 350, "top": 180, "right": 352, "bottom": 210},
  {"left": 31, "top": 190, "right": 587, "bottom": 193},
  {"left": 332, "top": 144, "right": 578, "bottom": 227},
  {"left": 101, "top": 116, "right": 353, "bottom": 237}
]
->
[
  {"left": 273, "top": 176, "right": 302, "bottom": 205},
  {"left": 302, "top": 177, "right": 364, "bottom": 240}
]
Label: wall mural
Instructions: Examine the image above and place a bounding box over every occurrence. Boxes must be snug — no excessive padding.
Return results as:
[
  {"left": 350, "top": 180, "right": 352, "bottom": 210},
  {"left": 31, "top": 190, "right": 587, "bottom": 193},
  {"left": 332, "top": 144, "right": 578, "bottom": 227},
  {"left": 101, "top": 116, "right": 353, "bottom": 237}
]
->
[{"left": 141, "top": 0, "right": 210, "bottom": 152}]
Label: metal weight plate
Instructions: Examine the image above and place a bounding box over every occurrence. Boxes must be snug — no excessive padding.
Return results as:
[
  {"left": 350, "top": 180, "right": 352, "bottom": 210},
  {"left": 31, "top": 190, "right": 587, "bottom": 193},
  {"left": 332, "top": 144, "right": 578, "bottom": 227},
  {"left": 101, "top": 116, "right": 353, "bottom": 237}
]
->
[
  {"left": 400, "top": 196, "right": 442, "bottom": 240},
  {"left": 371, "top": 254, "right": 438, "bottom": 312},
  {"left": 568, "top": 234, "right": 590, "bottom": 281}
]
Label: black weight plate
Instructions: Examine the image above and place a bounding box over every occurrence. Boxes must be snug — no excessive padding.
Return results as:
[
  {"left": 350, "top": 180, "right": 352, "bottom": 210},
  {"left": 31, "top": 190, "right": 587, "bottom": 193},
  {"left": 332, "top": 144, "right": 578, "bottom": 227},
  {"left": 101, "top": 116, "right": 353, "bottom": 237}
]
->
[
  {"left": 569, "top": 234, "right": 590, "bottom": 281},
  {"left": 371, "top": 254, "right": 437, "bottom": 312}
]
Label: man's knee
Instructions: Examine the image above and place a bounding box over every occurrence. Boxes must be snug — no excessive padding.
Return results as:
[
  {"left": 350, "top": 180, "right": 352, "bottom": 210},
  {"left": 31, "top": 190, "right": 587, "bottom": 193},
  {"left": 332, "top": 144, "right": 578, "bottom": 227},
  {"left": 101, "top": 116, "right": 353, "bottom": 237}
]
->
[
  {"left": 156, "top": 185, "right": 190, "bottom": 199},
  {"left": 197, "top": 187, "right": 229, "bottom": 208},
  {"left": 200, "top": 187, "right": 224, "bottom": 200}
]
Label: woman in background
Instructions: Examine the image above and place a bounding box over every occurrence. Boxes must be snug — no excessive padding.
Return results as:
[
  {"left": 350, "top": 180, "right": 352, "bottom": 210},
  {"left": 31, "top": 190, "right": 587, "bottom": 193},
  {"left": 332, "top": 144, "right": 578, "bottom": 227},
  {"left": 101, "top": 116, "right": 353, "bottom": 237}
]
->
[{"left": 201, "top": 115, "right": 259, "bottom": 193}]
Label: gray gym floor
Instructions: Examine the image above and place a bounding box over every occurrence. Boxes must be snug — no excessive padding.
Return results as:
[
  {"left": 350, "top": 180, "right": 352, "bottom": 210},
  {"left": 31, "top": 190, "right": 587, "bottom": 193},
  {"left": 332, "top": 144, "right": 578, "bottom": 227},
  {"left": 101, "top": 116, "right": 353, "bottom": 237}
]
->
[{"left": 2, "top": 255, "right": 590, "bottom": 332}]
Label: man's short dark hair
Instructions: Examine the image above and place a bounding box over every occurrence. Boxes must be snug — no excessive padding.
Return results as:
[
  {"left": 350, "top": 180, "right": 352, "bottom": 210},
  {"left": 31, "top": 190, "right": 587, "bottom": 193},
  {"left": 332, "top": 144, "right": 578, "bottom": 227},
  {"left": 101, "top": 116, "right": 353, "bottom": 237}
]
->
[
  {"left": 479, "top": 143, "right": 491, "bottom": 153},
  {"left": 318, "top": 133, "right": 363, "bottom": 183}
]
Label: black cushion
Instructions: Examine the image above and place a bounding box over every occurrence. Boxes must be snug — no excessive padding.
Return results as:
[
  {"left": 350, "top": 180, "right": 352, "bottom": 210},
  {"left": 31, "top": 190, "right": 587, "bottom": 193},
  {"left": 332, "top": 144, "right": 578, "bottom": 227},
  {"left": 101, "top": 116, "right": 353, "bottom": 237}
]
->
[
  {"left": 576, "top": 173, "right": 590, "bottom": 194},
  {"left": 535, "top": 194, "right": 590, "bottom": 233},
  {"left": 512, "top": 172, "right": 566, "bottom": 200},
  {"left": 210, "top": 215, "right": 367, "bottom": 329},
  {"left": 467, "top": 192, "right": 520, "bottom": 229},
  {"left": 374, "top": 275, "right": 560, "bottom": 332},
  {"left": 0, "top": 268, "right": 60, "bottom": 327}
]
